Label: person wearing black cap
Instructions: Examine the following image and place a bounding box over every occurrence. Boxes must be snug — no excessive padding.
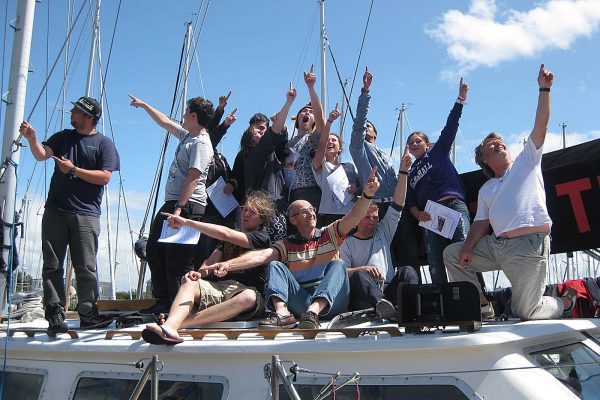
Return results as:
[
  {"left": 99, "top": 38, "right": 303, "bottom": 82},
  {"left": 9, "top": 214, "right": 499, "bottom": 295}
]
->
[{"left": 19, "top": 96, "right": 120, "bottom": 333}]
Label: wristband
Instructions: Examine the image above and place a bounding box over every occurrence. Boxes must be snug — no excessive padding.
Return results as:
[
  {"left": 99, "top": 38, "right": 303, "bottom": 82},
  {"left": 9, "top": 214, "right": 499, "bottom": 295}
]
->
[
  {"left": 327, "top": 119, "right": 334, "bottom": 124},
  {"left": 175, "top": 202, "right": 187, "bottom": 209},
  {"left": 68, "top": 167, "right": 77, "bottom": 179},
  {"left": 362, "top": 193, "right": 374, "bottom": 200},
  {"left": 539, "top": 87, "right": 550, "bottom": 92},
  {"left": 361, "top": 87, "right": 369, "bottom": 94},
  {"left": 398, "top": 170, "right": 408, "bottom": 175}
]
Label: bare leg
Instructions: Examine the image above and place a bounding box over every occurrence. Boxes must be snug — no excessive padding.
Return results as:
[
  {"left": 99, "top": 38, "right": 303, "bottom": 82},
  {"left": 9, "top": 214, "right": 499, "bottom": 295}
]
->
[
  {"left": 272, "top": 296, "right": 292, "bottom": 317},
  {"left": 145, "top": 279, "right": 200, "bottom": 339},
  {"left": 307, "top": 298, "right": 328, "bottom": 315},
  {"left": 179, "top": 289, "right": 257, "bottom": 328}
]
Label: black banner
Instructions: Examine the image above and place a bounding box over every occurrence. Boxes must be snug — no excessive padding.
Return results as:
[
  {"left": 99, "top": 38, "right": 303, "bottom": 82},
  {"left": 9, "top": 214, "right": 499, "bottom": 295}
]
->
[{"left": 460, "top": 138, "right": 600, "bottom": 254}]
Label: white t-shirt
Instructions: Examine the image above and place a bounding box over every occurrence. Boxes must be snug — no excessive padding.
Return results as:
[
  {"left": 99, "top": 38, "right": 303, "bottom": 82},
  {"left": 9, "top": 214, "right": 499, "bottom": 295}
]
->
[
  {"left": 312, "top": 160, "right": 358, "bottom": 215},
  {"left": 475, "top": 137, "right": 552, "bottom": 235},
  {"left": 165, "top": 129, "right": 213, "bottom": 205}
]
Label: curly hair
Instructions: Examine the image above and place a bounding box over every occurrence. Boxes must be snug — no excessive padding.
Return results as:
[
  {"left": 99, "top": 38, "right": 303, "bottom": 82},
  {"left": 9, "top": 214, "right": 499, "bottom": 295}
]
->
[
  {"left": 475, "top": 132, "right": 504, "bottom": 179},
  {"left": 187, "top": 97, "right": 214, "bottom": 127},
  {"left": 244, "top": 190, "right": 277, "bottom": 229}
]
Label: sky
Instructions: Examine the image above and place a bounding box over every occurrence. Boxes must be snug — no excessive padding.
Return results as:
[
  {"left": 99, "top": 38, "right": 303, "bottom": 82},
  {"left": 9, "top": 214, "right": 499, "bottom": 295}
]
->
[{"left": 1, "top": 0, "right": 599, "bottom": 294}]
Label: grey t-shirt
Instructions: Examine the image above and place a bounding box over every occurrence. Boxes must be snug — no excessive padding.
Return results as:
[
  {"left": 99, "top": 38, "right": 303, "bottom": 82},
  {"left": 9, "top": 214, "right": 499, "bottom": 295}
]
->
[
  {"left": 339, "top": 205, "right": 401, "bottom": 284},
  {"left": 164, "top": 129, "right": 213, "bottom": 205}
]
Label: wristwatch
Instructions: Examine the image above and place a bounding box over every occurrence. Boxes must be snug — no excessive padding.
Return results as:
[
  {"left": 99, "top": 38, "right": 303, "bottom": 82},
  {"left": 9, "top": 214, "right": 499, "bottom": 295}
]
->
[
  {"left": 175, "top": 202, "right": 187, "bottom": 210},
  {"left": 68, "top": 167, "right": 77, "bottom": 179}
]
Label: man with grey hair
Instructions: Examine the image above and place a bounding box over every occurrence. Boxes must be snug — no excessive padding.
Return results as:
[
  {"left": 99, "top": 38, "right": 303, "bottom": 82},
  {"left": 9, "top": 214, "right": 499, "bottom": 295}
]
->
[{"left": 443, "top": 64, "right": 575, "bottom": 320}]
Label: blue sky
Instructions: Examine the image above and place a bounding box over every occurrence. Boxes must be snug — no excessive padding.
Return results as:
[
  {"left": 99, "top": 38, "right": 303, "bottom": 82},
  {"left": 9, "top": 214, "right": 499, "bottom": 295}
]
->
[{"left": 2, "top": 0, "right": 599, "bottom": 293}]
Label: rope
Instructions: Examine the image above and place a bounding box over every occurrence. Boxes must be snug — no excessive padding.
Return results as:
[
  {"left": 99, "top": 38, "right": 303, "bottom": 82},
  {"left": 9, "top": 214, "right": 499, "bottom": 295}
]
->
[
  {"left": 99, "top": 0, "right": 123, "bottom": 98},
  {"left": 340, "top": 0, "right": 374, "bottom": 131}
]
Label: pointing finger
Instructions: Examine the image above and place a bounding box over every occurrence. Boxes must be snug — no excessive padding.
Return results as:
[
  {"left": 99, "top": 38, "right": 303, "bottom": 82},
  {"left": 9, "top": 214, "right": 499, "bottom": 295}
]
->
[
  {"left": 460, "top": 77, "right": 463, "bottom": 87},
  {"left": 367, "top": 165, "right": 378, "bottom": 181},
  {"left": 310, "top": 64, "right": 314, "bottom": 73},
  {"left": 289, "top": 81, "right": 293, "bottom": 91},
  {"left": 231, "top": 107, "right": 237, "bottom": 115},
  {"left": 365, "top": 65, "right": 368, "bottom": 72}
]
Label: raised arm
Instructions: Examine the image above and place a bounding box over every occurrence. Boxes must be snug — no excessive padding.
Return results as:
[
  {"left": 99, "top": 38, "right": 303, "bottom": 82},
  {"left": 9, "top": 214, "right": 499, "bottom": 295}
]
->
[
  {"left": 531, "top": 63, "right": 553, "bottom": 149},
  {"left": 349, "top": 68, "right": 372, "bottom": 179},
  {"left": 207, "top": 90, "right": 230, "bottom": 132},
  {"left": 210, "top": 107, "right": 237, "bottom": 148},
  {"left": 337, "top": 166, "right": 380, "bottom": 235},
  {"left": 312, "top": 103, "right": 341, "bottom": 171},
  {"left": 129, "top": 93, "right": 182, "bottom": 135},
  {"left": 162, "top": 212, "right": 253, "bottom": 248},
  {"left": 272, "top": 82, "right": 297, "bottom": 134},
  {"left": 19, "top": 121, "right": 53, "bottom": 160},
  {"left": 436, "top": 78, "right": 468, "bottom": 153},
  {"left": 304, "top": 65, "right": 326, "bottom": 134},
  {"left": 394, "top": 146, "right": 412, "bottom": 206}
]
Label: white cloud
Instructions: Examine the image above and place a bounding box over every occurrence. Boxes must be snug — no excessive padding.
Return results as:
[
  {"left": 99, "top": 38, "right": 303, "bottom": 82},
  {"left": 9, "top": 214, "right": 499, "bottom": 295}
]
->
[{"left": 427, "top": 0, "right": 600, "bottom": 76}]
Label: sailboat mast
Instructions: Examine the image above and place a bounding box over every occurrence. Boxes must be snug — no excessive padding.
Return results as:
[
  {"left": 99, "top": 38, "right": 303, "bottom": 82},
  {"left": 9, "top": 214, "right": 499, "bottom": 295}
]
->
[
  {"left": 0, "top": 0, "right": 36, "bottom": 311},
  {"left": 318, "top": 0, "right": 327, "bottom": 112},
  {"left": 85, "top": 0, "right": 101, "bottom": 96},
  {"left": 182, "top": 22, "right": 192, "bottom": 120}
]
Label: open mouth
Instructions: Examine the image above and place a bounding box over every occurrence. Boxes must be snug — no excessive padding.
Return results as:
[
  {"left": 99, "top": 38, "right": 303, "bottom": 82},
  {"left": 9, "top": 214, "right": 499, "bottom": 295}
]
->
[{"left": 302, "top": 115, "right": 310, "bottom": 123}]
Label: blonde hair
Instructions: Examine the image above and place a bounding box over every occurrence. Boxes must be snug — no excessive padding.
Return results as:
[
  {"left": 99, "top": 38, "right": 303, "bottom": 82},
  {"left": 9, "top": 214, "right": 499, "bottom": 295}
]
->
[{"left": 245, "top": 190, "right": 277, "bottom": 229}]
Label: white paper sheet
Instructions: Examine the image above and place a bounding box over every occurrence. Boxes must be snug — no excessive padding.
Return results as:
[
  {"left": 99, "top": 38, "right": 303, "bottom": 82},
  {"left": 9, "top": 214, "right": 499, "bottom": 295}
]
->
[
  {"left": 158, "top": 220, "right": 201, "bottom": 244},
  {"left": 326, "top": 163, "right": 353, "bottom": 207},
  {"left": 418, "top": 200, "right": 461, "bottom": 239},
  {"left": 206, "top": 176, "right": 239, "bottom": 218}
]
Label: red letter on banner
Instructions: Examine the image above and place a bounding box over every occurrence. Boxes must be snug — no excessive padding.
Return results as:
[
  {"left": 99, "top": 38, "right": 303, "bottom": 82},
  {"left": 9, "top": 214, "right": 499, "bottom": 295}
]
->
[{"left": 555, "top": 178, "right": 592, "bottom": 233}]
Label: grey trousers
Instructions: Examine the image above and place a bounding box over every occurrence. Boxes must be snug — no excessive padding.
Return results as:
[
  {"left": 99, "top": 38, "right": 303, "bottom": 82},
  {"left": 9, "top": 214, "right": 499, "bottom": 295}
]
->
[
  {"left": 443, "top": 233, "right": 562, "bottom": 320},
  {"left": 41, "top": 207, "right": 100, "bottom": 318}
]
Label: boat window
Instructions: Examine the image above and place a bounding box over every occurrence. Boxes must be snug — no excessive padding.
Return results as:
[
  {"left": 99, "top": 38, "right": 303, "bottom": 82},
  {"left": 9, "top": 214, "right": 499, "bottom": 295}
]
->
[
  {"left": 71, "top": 374, "right": 226, "bottom": 400},
  {"left": 0, "top": 370, "right": 45, "bottom": 400},
  {"left": 280, "top": 384, "right": 471, "bottom": 399},
  {"left": 529, "top": 342, "right": 600, "bottom": 399}
]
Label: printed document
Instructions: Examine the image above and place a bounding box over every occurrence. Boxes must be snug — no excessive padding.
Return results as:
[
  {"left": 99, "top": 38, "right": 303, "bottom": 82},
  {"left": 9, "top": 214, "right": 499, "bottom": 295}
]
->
[
  {"left": 158, "top": 221, "right": 201, "bottom": 244},
  {"left": 418, "top": 200, "right": 461, "bottom": 239},
  {"left": 206, "top": 176, "right": 239, "bottom": 217}
]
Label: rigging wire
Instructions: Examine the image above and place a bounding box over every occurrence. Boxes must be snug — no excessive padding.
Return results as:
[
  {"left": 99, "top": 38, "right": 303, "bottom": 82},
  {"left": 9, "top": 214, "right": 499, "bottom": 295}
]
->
[
  {"left": 19, "top": 1, "right": 92, "bottom": 208},
  {"left": 99, "top": 0, "right": 122, "bottom": 98},
  {"left": 23, "top": 0, "right": 90, "bottom": 123},
  {"left": 0, "top": 0, "right": 9, "bottom": 127},
  {"left": 291, "top": 4, "right": 319, "bottom": 88},
  {"left": 339, "top": 0, "right": 374, "bottom": 131}
]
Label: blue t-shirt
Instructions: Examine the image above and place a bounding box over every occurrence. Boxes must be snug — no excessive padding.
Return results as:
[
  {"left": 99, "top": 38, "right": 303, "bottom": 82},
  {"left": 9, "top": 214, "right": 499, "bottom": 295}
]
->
[{"left": 43, "top": 129, "right": 120, "bottom": 217}]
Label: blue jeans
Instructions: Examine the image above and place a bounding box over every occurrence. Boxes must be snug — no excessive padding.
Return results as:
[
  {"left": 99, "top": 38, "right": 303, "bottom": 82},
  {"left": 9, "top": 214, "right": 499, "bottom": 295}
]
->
[
  {"left": 423, "top": 198, "right": 470, "bottom": 284},
  {"left": 265, "top": 259, "right": 350, "bottom": 318}
]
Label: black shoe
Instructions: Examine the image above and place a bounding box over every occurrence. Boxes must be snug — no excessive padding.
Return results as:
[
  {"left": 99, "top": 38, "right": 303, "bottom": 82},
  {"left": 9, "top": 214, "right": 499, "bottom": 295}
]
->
[
  {"left": 46, "top": 308, "right": 69, "bottom": 334},
  {"left": 139, "top": 302, "right": 171, "bottom": 315},
  {"left": 80, "top": 314, "right": 114, "bottom": 329}
]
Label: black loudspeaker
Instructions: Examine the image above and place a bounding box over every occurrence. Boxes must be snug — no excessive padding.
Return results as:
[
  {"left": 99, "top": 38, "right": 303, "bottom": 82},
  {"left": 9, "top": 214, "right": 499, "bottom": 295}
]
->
[{"left": 397, "top": 282, "right": 481, "bottom": 325}]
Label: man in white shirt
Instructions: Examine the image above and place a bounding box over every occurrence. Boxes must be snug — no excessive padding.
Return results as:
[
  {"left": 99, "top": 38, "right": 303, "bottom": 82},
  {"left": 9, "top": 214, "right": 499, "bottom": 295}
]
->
[{"left": 443, "top": 64, "right": 574, "bottom": 320}]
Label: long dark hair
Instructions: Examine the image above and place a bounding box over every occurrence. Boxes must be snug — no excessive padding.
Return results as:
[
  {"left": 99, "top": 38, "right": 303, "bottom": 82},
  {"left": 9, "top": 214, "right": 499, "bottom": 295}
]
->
[{"left": 239, "top": 113, "right": 270, "bottom": 157}]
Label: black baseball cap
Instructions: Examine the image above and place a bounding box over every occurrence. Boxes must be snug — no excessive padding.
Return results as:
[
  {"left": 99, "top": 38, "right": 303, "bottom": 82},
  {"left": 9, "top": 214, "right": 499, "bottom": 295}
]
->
[{"left": 71, "top": 96, "right": 102, "bottom": 118}]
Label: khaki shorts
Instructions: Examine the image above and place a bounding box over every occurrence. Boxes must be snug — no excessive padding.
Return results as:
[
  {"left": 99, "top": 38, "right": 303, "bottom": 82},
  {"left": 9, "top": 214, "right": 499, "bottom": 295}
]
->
[{"left": 198, "top": 279, "right": 263, "bottom": 320}]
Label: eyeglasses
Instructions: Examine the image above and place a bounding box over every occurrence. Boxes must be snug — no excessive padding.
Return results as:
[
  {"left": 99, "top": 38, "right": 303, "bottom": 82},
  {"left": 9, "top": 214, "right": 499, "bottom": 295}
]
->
[{"left": 289, "top": 206, "right": 315, "bottom": 218}]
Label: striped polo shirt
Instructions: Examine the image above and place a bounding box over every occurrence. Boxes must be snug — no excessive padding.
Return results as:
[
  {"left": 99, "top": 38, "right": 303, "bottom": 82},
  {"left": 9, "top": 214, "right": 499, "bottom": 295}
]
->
[{"left": 273, "top": 221, "right": 346, "bottom": 287}]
